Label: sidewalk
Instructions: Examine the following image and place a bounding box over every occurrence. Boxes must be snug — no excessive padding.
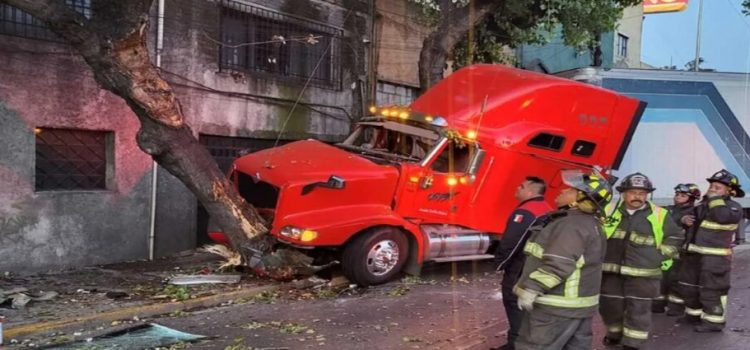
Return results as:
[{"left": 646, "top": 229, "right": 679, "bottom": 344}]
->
[{"left": 0, "top": 250, "right": 281, "bottom": 344}]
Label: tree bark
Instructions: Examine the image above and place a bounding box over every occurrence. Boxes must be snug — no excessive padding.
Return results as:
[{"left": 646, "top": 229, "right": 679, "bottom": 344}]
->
[
  {"left": 418, "top": 0, "right": 503, "bottom": 92},
  {"left": 5, "top": 0, "right": 295, "bottom": 276}
]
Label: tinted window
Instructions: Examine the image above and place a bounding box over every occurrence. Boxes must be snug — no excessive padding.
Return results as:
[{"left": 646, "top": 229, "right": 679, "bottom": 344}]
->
[
  {"left": 528, "top": 133, "right": 565, "bottom": 152},
  {"left": 572, "top": 140, "right": 596, "bottom": 157}
]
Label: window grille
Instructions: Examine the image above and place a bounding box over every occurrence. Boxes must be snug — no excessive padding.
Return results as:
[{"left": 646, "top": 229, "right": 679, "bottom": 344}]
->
[
  {"left": 219, "top": 0, "right": 342, "bottom": 89},
  {"left": 35, "top": 128, "right": 111, "bottom": 191},
  {"left": 0, "top": 0, "right": 90, "bottom": 42},
  {"left": 200, "top": 134, "right": 291, "bottom": 173}
]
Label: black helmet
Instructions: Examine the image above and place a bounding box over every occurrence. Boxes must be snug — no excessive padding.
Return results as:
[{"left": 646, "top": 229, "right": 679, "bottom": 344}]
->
[
  {"left": 561, "top": 170, "right": 613, "bottom": 212},
  {"left": 615, "top": 172, "right": 655, "bottom": 193},
  {"left": 706, "top": 169, "right": 745, "bottom": 198},
  {"left": 674, "top": 183, "right": 701, "bottom": 200}
]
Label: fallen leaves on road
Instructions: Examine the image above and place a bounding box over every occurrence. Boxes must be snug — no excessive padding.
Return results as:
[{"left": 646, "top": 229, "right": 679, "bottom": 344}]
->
[{"left": 388, "top": 286, "right": 410, "bottom": 297}]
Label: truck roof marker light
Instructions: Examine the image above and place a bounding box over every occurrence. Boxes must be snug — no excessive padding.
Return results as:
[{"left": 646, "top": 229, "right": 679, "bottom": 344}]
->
[
  {"left": 300, "top": 229, "right": 318, "bottom": 242},
  {"left": 466, "top": 130, "right": 477, "bottom": 139},
  {"left": 369, "top": 106, "right": 377, "bottom": 114},
  {"left": 459, "top": 176, "right": 468, "bottom": 185},
  {"left": 399, "top": 111, "right": 409, "bottom": 119},
  {"left": 409, "top": 176, "right": 420, "bottom": 183},
  {"left": 424, "top": 115, "right": 434, "bottom": 122},
  {"left": 431, "top": 116, "right": 448, "bottom": 127},
  {"left": 389, "top": 110, "right": 399, "bottom": 117},
  {"left": 521, "top": 98, "right": 533, "bottom": 109},
  {"left": 380, "top": 109, "right": 390, "bottom": 117},
  {"left": 447, "top": 177, "right": 458, "bottom": 186}
]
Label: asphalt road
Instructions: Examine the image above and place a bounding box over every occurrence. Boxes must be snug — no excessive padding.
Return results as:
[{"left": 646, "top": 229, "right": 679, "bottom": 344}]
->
[{"left": 156, "top": 246, "right": 750, "bottom": 350}]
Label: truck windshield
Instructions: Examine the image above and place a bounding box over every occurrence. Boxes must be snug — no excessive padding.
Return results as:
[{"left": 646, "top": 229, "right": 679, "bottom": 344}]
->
[{"left": 337, "top": 121, "right": 440, "bottom": 162}]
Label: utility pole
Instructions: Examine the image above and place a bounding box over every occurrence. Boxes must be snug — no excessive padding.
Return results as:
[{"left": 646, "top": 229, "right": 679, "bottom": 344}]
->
[{"left": 693, "top": 0, "right": 704, "bottom": 71}]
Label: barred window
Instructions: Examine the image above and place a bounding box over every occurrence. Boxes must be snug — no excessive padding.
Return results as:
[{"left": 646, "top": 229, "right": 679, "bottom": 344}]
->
[
  {"left": 0, "top": 0, "right": 91, "bottom": 42},
  {"left": 35, "top": 128, "right": 113, "bottom": 191},
  {"left": 219, "top": 0, "right": 342, "bottom": 89}
]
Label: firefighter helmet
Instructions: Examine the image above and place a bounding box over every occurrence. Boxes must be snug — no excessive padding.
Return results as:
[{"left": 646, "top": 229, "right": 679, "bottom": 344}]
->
[
  {"left": 615, "top": 172, "right": 655, "bottom": 193},
  {"left": 674, "top": 183, "right": 701, "bottom": 200},
  {"left": 561, "top": 170, "right": 613, "bottom": 212},
  {"left": 706, "top": 169, "right": 745, "bottom": 198}
]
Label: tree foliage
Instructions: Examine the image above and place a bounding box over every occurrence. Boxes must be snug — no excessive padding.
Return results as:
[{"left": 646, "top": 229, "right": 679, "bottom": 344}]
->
[{"left": 410, "top": 0, "right": 641, "bottom": 87}]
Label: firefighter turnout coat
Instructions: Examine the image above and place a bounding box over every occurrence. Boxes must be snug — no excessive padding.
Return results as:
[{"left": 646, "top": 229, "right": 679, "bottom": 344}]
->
[{"left": 679, "top": 195, "right": 743, "bottom": 327}]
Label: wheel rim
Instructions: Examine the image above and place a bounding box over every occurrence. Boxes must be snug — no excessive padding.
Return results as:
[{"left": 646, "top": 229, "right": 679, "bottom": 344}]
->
[{"left": 366, "top": 239, "right": 400, "bottom": 276}]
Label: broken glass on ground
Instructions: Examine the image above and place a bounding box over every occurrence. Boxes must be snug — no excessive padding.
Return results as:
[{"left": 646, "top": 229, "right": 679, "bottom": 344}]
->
[{"left": 39, "top": 323, "right": 206, "bottom": 349}]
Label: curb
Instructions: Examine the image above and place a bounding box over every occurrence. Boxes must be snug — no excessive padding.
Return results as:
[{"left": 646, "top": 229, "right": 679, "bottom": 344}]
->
[{"left": 4, "top": 284, "right": 280, "bottom": 340}]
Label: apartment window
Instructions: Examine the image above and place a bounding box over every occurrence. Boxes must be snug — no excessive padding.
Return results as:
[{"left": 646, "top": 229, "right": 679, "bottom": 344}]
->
[
  {"left": 617, "top": 33, "right": 629, "bottom": 57},
  {"left": 528, "top": 133, "right": 565, "bottom": 152},
  {"left": 219, "top": 0, "right": 342, "bottom": 89},
  {"left": 376, "top": 81, "right": 419, "bottom": 106},
  {"left": 35, "top": 128, "right": 112, "bottom": 191},
  {"left": 0, "top": 0, "right": 90, "bottom": 42}
]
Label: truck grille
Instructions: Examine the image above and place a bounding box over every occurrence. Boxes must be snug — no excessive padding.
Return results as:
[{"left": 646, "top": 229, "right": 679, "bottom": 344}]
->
[{"left": 237, "top": 172, "right": 279, "bottom": 219}]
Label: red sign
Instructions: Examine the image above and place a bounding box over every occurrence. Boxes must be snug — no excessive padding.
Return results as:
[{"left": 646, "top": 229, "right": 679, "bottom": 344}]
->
[{"left": 643, "top": 0, "right": 688, "bottom": 14}]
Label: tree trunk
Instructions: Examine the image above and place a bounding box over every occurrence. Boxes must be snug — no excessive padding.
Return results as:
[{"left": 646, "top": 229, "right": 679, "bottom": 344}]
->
[
  {"left": 418, "top": 0, "right": 503, "bottom": 92},
  {"left": 6, "top": 0, "right": 301, "bottom": 278}
]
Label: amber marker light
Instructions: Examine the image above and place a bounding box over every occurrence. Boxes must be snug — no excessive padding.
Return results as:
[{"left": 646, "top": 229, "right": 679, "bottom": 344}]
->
[{"left": 447, "top": 177, "right": 458, "bottom": 186}]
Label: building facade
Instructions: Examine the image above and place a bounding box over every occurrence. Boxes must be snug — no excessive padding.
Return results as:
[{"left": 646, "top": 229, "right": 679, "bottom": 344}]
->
[
  {"left": 517, "top": 5, "right": 647, "bottom": 73},
  {"left": 0, "top": 0, "right": 371, "bottom": 272}
]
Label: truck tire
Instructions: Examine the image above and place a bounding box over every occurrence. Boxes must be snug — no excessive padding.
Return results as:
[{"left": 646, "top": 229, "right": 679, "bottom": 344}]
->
[{"left": 342, "top": 227, "right": 408, "bottom": 287}]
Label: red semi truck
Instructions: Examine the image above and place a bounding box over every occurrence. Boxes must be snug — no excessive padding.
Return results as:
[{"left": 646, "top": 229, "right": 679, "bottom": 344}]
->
[{"left": 209, "top": 64, "right": 645, "bottom": 286}]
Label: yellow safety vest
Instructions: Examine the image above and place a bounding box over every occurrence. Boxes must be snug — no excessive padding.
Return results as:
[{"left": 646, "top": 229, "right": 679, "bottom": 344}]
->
[{"left": 604, "top": 201, "right": 672, "bottom": 271}]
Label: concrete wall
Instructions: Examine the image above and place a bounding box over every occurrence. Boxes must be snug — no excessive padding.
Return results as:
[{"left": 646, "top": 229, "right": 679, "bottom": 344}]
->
[
  {"left": 0, "top": 36, "right": 153, "bottom": 272},
  {"left": 375, "top": 0, "right": 427, "bottom": 88},
  {"left": 596, "top": 69, "right": 750, "bottom": 206},
  {"left": 0, "top": 0, "right": 370, "bottom": 273},
  {"left": 612, "top": 5, "right": 644, "bottom": 69}
]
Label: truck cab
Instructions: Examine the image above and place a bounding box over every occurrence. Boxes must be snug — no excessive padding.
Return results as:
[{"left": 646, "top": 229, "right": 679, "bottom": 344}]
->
[{"left": 211, "top": 64, "right": 645, "bottom": 286}]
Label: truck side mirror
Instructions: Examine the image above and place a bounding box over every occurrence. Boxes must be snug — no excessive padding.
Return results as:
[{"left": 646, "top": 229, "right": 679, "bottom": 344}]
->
[
  {"left": 301, "top": 175, "right": 346, "bottom": 195},
  {"left": 467, "top": 149, "right": 486, "bottom": 177}
]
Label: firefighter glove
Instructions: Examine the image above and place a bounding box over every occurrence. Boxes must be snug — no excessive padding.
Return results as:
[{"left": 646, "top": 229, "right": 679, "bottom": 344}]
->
[
  {"left": 515, "top": 287, "right": 541, "bottom": 311},
  {"left": 660, "top": 245, "right": 679, "bottom": 259}
]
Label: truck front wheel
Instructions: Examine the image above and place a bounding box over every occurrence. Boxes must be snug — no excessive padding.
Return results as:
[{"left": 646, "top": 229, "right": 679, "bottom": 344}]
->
[{"left": 342, "top": 227, "right": 408, "bottom": 287}]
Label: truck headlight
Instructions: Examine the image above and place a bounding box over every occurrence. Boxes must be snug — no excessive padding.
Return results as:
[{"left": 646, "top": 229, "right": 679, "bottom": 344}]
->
[{"left": 280, "top": 226, "right": 318, "bottom": 242}]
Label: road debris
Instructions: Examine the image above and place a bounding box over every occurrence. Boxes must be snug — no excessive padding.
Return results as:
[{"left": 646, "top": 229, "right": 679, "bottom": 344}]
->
[{"left": 168, "top": 274, "right": 241, "bottom": 285}]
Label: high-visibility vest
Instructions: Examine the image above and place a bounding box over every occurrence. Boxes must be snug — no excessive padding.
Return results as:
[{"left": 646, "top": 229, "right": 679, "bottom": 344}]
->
[{"left": 604, "top": 201, "right": 672, "bottom": 270}]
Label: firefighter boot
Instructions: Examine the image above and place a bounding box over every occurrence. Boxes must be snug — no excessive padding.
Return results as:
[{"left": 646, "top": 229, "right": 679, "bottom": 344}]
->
[
  {"left": 694, "top": 322, "right": 723, "bottom": 333},
  {"left": 602, "top": 336, "right": 620, "bottom": 347},
  {"left": 666, "top": 306, "right": 684, "bottom": 317},
  {"left": 677, "top": 315, "right": 701, "bottom": 325}
]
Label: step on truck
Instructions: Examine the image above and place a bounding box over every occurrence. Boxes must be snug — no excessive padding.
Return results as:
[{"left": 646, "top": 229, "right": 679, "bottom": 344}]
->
[{"left": 209, "top": 64, "right": 646, "bottom": 286}]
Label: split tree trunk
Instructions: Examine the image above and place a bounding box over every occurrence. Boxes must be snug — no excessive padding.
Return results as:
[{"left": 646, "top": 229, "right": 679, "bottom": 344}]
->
[
  {"left": 418, "top": 0, "right": 503, "bottom": 92},
  {"left": 5, "top": 0, "right": 298, "bottom": 277}
]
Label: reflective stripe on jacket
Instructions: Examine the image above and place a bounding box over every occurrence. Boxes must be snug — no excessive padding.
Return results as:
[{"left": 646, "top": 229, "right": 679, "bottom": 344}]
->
[
  {"left": 602, "top": 201, "right": 683, "bottom": 278},
  {"left": 516, "top": 209, "right": 606, "bottom": 318},
  {"left": 688, "top": 196, "right": 743, "bottom": 256}
]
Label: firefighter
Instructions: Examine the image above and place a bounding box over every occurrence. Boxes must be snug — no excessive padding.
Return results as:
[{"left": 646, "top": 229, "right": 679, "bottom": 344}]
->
[
  {"left": 492, "top": 177, "right": 554, "bottom": 350},
  {"left": 600, "top": 173, "right": 683, "bottom": 350},
  {"left": 512, "top": 170, "right": 612, "bottom": 350},
  {"left": 652, "top": 183, "right": 701, "bottom": 315},
  {"left": 677, "top": 169, "right": 744, "bottom": 332}
]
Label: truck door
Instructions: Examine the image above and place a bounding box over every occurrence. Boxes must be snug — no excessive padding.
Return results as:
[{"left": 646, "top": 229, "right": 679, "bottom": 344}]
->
[{"left": 406, "top": 138, "right": 476, "bottom": 225}]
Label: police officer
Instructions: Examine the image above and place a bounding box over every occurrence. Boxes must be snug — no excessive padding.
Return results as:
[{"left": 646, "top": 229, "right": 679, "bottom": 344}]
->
[
  {"left": 653, "top": 183, "right": 701, "bottom": 315},
  {"left": 678, "top": 169, "right": 744, "bottom": 332},
  {"left": 493, "top": 177, "right": 554, "bottom": 350},
  {"left": 513, "top": 170, "right": 612, "bottom": 350},
  {"left": 600, "top": 173, "right": 683, "bottom": 350}
]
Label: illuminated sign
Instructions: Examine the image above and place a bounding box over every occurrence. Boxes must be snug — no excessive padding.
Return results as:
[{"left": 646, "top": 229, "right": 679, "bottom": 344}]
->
[{"left": 643, "top": 0, "right": 688, "bottom": 14}]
